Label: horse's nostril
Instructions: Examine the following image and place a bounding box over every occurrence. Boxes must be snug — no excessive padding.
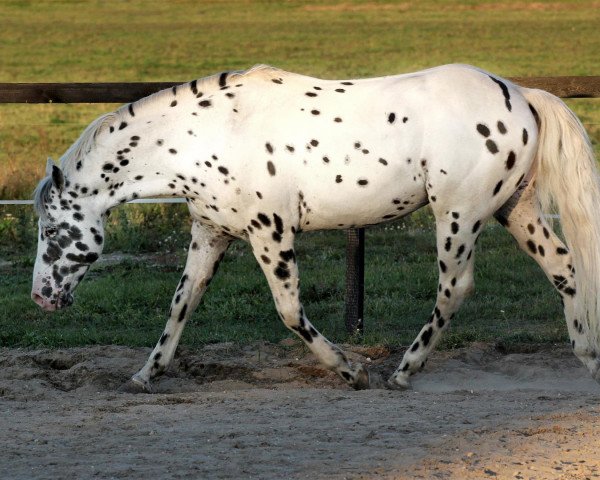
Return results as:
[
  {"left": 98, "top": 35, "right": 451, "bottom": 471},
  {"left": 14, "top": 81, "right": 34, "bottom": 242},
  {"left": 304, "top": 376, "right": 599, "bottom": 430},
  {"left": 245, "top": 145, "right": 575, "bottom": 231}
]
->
[
  {"left": 31, "top": 292, "right": 45, "bottom": 307},
  {"left": 31, "top": 292, "right": 58, "bottom": 311}
]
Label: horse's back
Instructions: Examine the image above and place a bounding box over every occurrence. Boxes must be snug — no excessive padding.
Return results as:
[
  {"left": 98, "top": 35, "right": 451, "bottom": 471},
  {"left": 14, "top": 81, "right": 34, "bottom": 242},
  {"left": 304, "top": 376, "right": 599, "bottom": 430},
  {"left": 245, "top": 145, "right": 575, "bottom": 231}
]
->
[
  {"left": 179, "top": 65, "right": 537, "bottom": 233},
  {"left": 222, "top": 65, "right": 536, "bottom": 230}
]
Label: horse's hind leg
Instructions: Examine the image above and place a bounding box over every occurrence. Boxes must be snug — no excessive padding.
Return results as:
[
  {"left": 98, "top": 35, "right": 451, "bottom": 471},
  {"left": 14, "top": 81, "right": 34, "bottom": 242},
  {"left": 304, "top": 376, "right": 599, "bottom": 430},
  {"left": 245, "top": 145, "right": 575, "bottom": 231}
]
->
[
  {"left": 130, "top": 221, "right": 232, "bottom": 391},
  {"left": 388, "top": 209, "right": 482, "bottom": 389},
  {"left": 247, "top": 219, "right": 369, "bottom": 390},
  {"left": 494, "top": 178, "right": 584, "bottom": 358}
]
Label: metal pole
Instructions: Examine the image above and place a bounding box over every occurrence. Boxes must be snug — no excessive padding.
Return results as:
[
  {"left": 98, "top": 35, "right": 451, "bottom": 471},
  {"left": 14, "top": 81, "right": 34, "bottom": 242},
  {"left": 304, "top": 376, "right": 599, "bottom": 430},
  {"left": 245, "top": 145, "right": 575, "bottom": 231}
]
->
[{"left": 345, "top": 228, "right": 365, "bottom": 335}]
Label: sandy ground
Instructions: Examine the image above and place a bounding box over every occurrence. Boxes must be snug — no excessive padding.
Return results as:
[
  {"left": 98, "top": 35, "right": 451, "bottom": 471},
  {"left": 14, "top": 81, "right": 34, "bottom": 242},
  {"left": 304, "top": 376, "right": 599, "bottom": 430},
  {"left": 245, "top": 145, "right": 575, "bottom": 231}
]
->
[{"left": 1, "top": 341, "right": 599, "bottom": 479}]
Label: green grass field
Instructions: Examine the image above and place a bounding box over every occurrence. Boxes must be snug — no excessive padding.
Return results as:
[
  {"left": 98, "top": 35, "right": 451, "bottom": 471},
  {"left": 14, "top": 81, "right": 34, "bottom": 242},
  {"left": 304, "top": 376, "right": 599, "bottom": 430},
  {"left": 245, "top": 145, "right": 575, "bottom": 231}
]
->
[
  {"left": 1, "top": 0, "right": 599, "bottom": 199},
  {"left": 0, "top": 0, "right": 597, "bottom": 349},
  {"left": 0, "top": 220, "right": 564, "bottom": 349}
]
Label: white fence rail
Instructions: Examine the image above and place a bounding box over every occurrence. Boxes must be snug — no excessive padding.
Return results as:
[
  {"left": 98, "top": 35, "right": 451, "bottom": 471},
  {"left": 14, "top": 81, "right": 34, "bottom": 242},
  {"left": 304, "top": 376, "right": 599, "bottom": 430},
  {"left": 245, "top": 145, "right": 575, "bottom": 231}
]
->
[{"left": 0, "top": 198, "right": 187, "bottom": 205}]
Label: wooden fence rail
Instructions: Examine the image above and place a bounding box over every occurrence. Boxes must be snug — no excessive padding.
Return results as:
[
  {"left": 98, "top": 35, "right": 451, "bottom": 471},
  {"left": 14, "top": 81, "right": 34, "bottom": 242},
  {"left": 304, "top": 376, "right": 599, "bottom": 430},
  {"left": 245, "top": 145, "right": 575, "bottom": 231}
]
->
[
  {"left": 1, "top": 76, "right": 600, "bottom": 103},
  {"left": 1, "top": 76, "right": 599, "bottom": 334}
]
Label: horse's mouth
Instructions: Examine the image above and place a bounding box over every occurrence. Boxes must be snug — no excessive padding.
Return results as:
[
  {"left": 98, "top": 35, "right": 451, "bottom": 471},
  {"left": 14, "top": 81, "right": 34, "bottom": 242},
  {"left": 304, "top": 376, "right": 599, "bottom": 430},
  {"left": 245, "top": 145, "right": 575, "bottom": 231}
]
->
[{"left": 57, "top": 292, "right": 74, "bottom": 309}]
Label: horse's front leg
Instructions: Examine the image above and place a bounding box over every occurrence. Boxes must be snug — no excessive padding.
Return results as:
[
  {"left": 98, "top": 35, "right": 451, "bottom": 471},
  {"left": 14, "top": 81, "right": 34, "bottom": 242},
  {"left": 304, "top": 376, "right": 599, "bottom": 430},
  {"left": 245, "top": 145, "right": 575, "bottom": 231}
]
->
[
  {"left": 388, "top": 213, "right": 479, "bottom": 389},
  {"left": 130, "top": 222, "right": 231, "bottom": 391},
  {"left": 248, "top": 216, "right": 369, "bottom": 390}
]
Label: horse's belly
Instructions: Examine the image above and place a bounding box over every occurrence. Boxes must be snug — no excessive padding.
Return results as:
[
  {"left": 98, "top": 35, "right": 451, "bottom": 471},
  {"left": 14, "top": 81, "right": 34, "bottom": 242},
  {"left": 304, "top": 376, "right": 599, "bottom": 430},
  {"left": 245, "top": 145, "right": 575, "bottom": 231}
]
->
[{"left": 299, "top": 175, "right": 428, "bottom": 230}]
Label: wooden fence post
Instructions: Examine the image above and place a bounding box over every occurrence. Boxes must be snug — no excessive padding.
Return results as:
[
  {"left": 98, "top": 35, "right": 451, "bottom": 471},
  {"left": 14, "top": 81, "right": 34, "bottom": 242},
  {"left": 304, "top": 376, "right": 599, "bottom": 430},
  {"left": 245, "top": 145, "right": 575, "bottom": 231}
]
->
[{"left": 345, "top": 228, "right": 365, "bottom": 334}]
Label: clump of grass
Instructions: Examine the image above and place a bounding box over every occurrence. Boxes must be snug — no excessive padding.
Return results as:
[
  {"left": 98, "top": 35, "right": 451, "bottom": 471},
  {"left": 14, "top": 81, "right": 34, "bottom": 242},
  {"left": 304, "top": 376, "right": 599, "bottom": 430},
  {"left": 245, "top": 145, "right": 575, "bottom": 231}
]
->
[
  {"left": 0, "top": 206, "right": 38, "bottom": 254},
  {"left": 0, "top": 203, "right": 193, "bottom": 260},
  {"left": 104, "top": 203, "right": 192, "bottom": 253}
]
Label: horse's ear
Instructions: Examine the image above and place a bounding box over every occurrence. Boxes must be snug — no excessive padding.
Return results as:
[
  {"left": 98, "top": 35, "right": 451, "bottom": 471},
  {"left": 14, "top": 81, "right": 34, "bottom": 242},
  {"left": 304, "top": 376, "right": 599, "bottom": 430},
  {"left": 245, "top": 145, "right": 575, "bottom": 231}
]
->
[
  {"left": 45, "top": 157, "right": 54, "bottom": 176},
  {"left": 51, "top": 164, "right": 65, "bottom": 192}
]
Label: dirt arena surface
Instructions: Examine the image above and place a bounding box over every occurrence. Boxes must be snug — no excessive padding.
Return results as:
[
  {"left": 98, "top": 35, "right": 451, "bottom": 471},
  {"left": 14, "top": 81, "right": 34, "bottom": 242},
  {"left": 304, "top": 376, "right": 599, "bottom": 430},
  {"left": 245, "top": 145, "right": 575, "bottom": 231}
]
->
[{"left": 1, "top": 342, "right": 599, "bottom": 479}]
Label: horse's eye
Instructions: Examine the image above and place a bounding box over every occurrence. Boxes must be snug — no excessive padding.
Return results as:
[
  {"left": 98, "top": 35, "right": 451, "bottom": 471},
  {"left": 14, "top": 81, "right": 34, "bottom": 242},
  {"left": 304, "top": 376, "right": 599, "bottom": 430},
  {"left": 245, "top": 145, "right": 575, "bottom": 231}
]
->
[{"left": 44, "top": 226, "right": 58, "bottom": 238}]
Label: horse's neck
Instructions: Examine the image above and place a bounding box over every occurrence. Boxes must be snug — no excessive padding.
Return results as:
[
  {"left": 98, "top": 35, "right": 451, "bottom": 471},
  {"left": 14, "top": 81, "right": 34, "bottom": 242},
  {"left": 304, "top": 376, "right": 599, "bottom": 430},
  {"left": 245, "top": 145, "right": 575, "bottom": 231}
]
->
[{"left": 72, "top": 121, "right": 206, "bottom": 211}]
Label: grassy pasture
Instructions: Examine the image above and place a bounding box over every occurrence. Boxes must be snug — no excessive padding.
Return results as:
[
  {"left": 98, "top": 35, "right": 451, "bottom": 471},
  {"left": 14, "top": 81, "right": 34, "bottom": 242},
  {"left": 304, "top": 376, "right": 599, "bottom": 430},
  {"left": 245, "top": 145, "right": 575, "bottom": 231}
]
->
[
  {"left": 0, "top": 220, "right": 564, "bottom": 349},
  {"left": 1, "top": 0, "right": 599, "bottom": 199},
  {"left": 0, "top": 0, "right": 597, "bottom": 348}
]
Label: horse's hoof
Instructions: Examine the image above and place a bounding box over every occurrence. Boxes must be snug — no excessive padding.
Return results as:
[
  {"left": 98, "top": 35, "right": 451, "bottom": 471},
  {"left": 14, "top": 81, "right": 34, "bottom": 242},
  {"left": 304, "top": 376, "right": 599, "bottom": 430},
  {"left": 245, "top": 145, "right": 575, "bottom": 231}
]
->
[
  {"left": 118, "top": 374, "right": 153, "bottom": 394},
  {"left": 351, "top": 365, "right": 370, "bottom": 390},
  {"left": 386, "top": 375, "right": 411, "bottom": 391}
]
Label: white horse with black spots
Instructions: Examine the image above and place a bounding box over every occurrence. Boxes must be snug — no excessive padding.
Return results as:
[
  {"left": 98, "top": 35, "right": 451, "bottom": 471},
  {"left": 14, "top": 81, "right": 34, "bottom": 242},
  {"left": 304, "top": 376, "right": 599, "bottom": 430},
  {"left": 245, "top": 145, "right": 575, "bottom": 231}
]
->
[{"left": 31, "top": 64, "right": 600, "bottom": 390}]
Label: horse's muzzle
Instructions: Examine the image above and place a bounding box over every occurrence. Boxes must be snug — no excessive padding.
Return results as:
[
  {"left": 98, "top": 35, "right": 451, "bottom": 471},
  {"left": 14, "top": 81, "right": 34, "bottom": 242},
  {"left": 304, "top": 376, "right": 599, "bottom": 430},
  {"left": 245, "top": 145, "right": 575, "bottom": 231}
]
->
[{"left": 31, "top": 291, "right": 73, "bottom": 311}]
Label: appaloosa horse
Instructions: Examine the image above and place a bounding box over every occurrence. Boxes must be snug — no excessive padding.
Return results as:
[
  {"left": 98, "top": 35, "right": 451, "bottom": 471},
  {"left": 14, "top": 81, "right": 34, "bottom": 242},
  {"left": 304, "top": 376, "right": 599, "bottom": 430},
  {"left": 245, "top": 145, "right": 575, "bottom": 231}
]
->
[{"left": 31, "top": 64, "right": 600, "bottom": 390}]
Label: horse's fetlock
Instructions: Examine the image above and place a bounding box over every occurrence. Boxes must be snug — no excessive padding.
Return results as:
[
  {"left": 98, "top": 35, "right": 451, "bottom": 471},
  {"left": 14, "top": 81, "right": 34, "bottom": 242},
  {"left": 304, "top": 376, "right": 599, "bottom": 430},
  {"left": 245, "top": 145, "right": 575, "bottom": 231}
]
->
[{"left": 150, "top": 363, "right": 166, "bottom": 378}]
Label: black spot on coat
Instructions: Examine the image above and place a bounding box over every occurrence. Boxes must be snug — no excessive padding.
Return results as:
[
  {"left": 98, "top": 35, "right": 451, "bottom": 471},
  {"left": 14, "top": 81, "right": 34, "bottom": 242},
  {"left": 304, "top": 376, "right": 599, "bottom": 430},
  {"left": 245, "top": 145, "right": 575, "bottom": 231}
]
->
[
  {"left": 486, "top": 139, "right": 499, "bottom": 154},
  {"left": 506, "top": 151, "right": 516, "bottom": 169},
  {"left": 493, "top": 180, "right": 503, "bottom": 196},
  {"left": 274, "top": 264, "right": 290, "bottom": 280},
  {"left": 273, "top": 213, "right": 284, "bottom": 234},
  {"left": 421, "top": 327, "right": 433, "bottom": 346},
  {"left": 444, "top": 237, "right": 452, "bottom": 251},
  {"left": 66, "top": 252, "right": 99, "bottom": 264},
  {"left": 178, "top": 304, "right": 188, "bottom": 322},
  {"left": 279, "top": 249, "right": 296, "bottom": 262},
  {"left": 476, "top": 124, "right": 490, "bottom": 137},
  {"left": 488, "top": 76, "right": 512, "bottom": 111}
]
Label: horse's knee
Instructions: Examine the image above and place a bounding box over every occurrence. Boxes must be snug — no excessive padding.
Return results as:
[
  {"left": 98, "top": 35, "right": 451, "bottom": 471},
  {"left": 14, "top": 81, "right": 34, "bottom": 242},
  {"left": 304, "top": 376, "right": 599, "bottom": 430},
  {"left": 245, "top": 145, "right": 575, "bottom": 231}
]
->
[
  {"left": 438, "top": 274, "right": 474, "bottom": 309},
  {"left": 459, "top": 276, "right": 475, "bottom": 298}
]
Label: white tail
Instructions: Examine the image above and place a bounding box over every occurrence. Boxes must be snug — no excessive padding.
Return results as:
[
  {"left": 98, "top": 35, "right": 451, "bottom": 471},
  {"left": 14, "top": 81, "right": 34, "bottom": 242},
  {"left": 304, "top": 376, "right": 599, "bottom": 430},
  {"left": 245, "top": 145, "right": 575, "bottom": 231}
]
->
[{"left": 523, "top": 88, "right": 600, "bottom": 346}]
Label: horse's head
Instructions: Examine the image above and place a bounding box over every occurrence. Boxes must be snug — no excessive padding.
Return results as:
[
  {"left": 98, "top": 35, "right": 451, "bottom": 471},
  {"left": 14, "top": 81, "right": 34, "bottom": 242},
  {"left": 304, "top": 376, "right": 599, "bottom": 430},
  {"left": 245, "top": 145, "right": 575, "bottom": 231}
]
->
[{"left": 31, "top": 159, "right": 105, "bottom": 311}]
